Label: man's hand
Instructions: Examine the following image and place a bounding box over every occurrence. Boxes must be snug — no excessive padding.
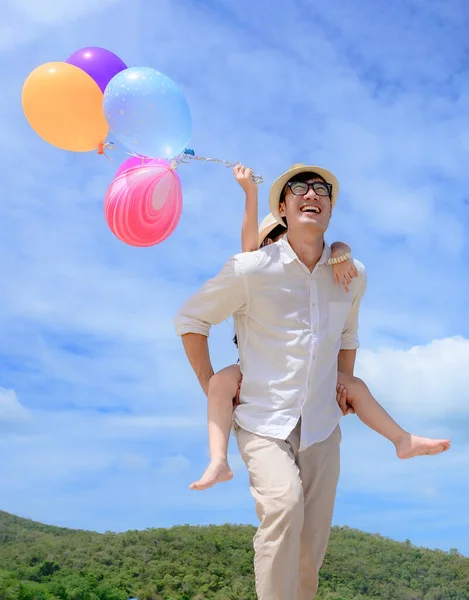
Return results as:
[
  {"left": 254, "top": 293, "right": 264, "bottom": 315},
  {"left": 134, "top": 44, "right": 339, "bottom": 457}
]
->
[
  {"left": 234, "top": 164, "right": 258, "bottom": 195},
  {"left": 232, "top": 376, "right": 242, "bottom": 409},
  {"left": 336, "top": 383, "right": 355, "bottom": 416}
]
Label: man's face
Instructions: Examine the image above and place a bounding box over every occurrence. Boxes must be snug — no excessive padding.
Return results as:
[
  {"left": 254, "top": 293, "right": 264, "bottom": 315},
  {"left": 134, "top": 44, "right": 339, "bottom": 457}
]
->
[{"left": 278, "top": 176, "right": 332, "bottom": 233}]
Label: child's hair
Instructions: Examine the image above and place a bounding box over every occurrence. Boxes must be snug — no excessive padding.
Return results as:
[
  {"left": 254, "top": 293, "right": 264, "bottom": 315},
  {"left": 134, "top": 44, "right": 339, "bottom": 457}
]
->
[{"left": 260, "top": 223, "right": 287, "bottom": 247}]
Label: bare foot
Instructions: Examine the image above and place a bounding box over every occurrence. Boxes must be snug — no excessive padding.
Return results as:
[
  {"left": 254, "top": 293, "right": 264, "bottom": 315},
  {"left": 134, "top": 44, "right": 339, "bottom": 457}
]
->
[
  {"left": 189, "top": 459, "right": 233, "bottom": 491},
  {"left": 395, "top": 433, "right": 451, "bottom": 459}
]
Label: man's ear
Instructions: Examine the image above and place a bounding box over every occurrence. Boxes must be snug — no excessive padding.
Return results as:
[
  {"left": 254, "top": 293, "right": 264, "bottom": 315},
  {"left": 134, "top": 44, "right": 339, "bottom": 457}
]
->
[{"left": 278, "top": 200, "right": 286, "bottom": 217}]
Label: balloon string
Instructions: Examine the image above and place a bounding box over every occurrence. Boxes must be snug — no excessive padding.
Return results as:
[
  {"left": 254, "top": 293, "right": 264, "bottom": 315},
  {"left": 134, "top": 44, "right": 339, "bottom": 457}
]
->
[
  {"left": 124, "top": 151, "right": 149, "bottom": 163},
  {"left": 178, "top": 150, "right": 264, "bottom": 184},
  {"left": 121, "top": 149, "right": 264, "bottom": 185}
]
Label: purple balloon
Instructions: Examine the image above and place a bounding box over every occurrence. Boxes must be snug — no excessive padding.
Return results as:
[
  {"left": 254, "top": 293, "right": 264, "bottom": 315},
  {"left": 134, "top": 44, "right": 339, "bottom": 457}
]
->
[
  {"left": 66, "top": 47, "right": 127, "bottom": 93},
  {"left": 115, "top": 157, "right": 170, "bottom": 179}
]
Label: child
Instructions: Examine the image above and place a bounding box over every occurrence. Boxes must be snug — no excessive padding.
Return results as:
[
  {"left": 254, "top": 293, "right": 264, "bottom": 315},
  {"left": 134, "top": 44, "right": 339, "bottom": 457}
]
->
[{"left": 189, "top": 165, "right": 450, "bottom": 490}]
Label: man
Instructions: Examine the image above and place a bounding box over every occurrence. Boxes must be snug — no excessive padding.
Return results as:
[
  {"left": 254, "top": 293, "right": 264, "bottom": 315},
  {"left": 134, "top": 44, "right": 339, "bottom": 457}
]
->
[{"left": 175, "top": 164, "right": 366, "bottom": 599}]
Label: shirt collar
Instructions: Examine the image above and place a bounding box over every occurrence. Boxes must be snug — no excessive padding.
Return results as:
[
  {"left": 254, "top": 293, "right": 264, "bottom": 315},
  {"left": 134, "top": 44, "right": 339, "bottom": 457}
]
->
[{"left": 278, "top": 235, "right": 331, "bottom": 267}]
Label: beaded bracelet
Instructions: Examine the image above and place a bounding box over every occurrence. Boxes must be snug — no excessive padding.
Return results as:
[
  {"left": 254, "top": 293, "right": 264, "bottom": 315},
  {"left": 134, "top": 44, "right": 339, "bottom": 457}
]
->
[{"left": 326, "top": 252, "right": 351, "bottom": 266}]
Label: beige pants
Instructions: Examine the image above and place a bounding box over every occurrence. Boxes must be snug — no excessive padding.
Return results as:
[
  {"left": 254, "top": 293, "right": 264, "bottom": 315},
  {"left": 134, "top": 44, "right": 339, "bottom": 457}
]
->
[{"left": 234, "top": 421, "right": 341, "bottom": 600}]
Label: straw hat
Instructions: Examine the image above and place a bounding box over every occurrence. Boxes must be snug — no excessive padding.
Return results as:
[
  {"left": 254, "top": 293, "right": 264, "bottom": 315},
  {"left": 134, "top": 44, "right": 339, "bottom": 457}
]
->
[
  {"left": 258, "top": 213, "right": 286, "bottom": 246},
  {"left": 268, "top": 163, "right": 339, "bottom": 223}
]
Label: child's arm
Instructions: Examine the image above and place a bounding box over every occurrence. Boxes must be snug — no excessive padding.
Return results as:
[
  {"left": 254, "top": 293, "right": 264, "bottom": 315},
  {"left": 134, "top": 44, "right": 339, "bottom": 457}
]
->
[
  {"left": 330, "top": 241, "right": 351, "bottom": 258},
  {"left": 241, "top": 188, "right": 259, "bottom": 252},
  {"left": 329, "top": 241, "right": 358, "bottom": 293},
  {"left": 233, "top": 164, "right": 259, "bottom": 252}
]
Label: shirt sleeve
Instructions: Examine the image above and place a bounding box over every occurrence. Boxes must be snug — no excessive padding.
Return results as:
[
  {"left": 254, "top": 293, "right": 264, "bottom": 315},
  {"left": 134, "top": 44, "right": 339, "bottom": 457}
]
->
[
  {"left": 174, "top": 256, "right": 247, "bottom": 338},
  {"left": 341, "top": 265, "right": 367, "bottom": 350}
]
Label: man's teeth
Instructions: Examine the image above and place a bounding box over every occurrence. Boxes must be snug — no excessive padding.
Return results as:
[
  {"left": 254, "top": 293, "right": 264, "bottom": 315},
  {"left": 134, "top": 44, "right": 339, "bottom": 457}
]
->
[{"left": 301, "top": 206, "right": 321, "bottom": 213}]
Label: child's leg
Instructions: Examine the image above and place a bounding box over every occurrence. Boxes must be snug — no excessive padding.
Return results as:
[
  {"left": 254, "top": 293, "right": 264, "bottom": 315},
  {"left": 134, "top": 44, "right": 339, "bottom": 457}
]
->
[
  {"left": 190, "top": 364, "right": 242, "bottom": 491},
  {"left": 337, "top": 373, "right": 450, "bottom": 459}
]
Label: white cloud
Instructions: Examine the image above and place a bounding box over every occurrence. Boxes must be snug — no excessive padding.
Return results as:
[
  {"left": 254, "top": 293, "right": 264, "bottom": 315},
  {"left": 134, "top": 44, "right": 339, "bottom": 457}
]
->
[
  {"left": 355, "top": 336, "right": 469, "bottom": 420},
  {"left": 0, "top": 388, "right": 30, "bottom": 423}
]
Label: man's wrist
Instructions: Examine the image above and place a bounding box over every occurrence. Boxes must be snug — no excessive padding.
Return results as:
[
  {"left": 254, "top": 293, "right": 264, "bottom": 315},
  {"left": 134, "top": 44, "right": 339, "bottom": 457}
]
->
[{"left": 338, "top": 349, "right": 356, "bottom": 376}]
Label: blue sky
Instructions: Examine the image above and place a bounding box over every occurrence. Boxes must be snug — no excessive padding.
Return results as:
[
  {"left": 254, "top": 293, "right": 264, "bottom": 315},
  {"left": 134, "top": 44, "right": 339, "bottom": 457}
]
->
[{"left": 1, "top": 0, "right": 469, "bottom": 557}]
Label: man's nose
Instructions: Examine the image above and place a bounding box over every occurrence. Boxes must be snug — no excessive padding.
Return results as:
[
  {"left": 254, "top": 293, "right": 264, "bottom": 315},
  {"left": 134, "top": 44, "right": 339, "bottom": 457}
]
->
[{"left": 304, "top": 187, "right": 319, "bottom": 200}]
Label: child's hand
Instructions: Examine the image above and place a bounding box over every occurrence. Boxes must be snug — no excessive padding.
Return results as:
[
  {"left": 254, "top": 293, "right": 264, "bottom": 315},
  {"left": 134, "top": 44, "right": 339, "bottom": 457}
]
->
[
  {"left": 336, "top": 383, "right": 355, "bottom": 415},
  {"left": 333, "top": 259, "right": 358, "bottom": 293},
  {"left": 232, "top": 376, "right": 242, "bottom": 409},
  {"left": 234, "top": 164, "right": 258, "bottom": 194}
]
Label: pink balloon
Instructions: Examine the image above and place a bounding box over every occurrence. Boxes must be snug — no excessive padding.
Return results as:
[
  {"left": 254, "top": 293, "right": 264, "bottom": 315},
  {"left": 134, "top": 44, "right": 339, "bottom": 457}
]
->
[
  {"left": 115, "top": 156, "right": 168, "bottom": 179},
  {"left": 105, "top": 163, "right": 182, "bottom": 247}
]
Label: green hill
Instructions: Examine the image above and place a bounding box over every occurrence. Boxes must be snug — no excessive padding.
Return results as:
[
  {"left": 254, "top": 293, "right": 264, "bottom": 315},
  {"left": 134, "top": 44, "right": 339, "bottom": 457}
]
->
[{"left": 0, "top": 510, "right": 468, "bottom": 600}]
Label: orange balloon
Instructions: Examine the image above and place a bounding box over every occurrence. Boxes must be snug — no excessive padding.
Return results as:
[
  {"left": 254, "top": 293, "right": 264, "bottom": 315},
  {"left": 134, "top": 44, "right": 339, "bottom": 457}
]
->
[{"left": 22, "top": 62, "right": 109, "bottom": 152}]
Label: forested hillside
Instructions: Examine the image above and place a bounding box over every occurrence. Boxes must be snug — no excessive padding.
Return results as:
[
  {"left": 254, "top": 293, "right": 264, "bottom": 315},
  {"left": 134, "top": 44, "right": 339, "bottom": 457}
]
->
[{"left": 0, "top": 511, "right": 468, "bottom": 599}]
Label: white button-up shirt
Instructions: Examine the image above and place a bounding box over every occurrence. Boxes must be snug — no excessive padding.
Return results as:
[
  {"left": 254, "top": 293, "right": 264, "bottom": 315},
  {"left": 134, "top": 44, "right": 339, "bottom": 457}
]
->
[{"left": 175, "top": 237, "right": 366, "bottom": 450}]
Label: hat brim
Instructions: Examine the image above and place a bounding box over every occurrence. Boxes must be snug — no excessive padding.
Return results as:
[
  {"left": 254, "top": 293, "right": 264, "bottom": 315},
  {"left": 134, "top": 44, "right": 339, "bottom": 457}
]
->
[
  {"left": 268, "top": 164, "right": 339, "bottom": 224},
  {"left": 258, "top": 213, "right": 286, "bottom": 246}
]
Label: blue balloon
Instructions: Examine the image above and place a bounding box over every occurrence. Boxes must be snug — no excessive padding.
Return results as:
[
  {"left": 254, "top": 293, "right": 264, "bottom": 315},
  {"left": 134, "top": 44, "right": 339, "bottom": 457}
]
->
[{"left": 103, "top": 67, "right": 191, "bottom": 158}]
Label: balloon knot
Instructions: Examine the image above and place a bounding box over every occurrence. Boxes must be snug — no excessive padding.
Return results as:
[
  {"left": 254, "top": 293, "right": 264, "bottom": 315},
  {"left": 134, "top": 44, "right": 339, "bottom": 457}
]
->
[
  {"left": 97, "top": 141, "right": 115, "bottom": 162},
  {"left": 97, "top": 141, "right": 115, "bottom": 155},
  {"left": 184, "top": 148, "right": 195, "bottom": 156}
]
